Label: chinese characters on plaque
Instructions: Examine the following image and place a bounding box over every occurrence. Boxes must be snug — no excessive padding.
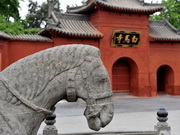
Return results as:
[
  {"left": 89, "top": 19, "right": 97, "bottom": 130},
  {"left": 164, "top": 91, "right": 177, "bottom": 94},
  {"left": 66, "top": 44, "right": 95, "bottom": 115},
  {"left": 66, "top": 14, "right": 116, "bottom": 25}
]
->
[{"left": 112, "top": 31, "right": 141, "bottom": 47}]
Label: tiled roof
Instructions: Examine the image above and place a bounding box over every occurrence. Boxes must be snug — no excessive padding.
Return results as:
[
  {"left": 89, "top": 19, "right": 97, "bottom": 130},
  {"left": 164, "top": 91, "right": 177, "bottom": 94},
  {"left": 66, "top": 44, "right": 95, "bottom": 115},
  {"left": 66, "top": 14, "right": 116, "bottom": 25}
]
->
[
  {"left": 0, "top": 32, "right": 51, "bottom": 42},
  {"left": 9, "top": 34, "right": 51, "bottom": 42},
  {"left": 67, "top": 0, "right": 164, "bottom": 14},
  {"left": 149, "top": 20, "right": 180, "bottom": 41},
  {"left": 0, "top": 32, "right": 11, "bottom": 39},
  {"left": 40, "top": 12, "right": 103, "bottom": 38}
]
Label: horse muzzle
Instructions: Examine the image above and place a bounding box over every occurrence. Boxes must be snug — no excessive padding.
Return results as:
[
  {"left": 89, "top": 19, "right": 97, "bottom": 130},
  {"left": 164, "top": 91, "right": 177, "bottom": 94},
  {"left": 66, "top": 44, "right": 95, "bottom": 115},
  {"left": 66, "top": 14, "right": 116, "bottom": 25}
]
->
[{"left": 84, "top": 98, "right": 114, "bottom": 131}]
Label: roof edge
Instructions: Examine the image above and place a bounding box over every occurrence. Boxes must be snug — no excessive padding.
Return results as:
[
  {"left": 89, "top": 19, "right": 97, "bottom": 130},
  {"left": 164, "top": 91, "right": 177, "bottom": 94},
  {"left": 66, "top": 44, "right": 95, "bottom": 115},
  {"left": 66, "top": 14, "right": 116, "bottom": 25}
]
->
[
  {"left": 149, "top": 19, "right": 180, "bottom": 35},
  {"left": 164, "top": 19, "right": 180, "bottom": 35},
  {"left": 0, "top": 32, "right": 11, "bottom": 40},
  {"left": 66, "top": 1, "right": 97, "bottom": 14},
  {"left": 0, "top": 32, "right": 52, "bottom": 42},
  {"left": 39, "top": 28, "right": 103, "bottom": 39},
  {"left": 67, "top": 0, "right": 164, "bottom": 14}
]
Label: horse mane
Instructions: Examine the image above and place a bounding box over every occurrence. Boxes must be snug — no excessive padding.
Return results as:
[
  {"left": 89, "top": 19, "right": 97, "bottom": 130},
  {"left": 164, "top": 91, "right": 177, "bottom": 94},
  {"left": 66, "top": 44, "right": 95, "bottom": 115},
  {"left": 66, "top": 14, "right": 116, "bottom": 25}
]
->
[{"left": 0, "top": 44, "right": 100, "bottom": 102}]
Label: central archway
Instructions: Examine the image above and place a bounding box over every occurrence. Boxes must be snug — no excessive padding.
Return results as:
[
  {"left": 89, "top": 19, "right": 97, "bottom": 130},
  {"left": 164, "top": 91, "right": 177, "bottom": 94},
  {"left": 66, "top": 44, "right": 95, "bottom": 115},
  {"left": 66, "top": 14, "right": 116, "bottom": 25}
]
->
[
  {"left": 112, "top": 57, "right": 138, "bottom": 94},
  {"left": 112, "top": 58, "right": 130, "bottom": 92}
]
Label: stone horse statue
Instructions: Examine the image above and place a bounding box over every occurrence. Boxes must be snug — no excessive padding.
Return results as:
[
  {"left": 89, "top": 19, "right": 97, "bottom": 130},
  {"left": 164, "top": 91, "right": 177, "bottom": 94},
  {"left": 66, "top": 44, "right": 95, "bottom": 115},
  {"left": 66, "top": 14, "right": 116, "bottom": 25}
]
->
[{"left": 0, "top": 45, "right": 114, "bottom": 135}]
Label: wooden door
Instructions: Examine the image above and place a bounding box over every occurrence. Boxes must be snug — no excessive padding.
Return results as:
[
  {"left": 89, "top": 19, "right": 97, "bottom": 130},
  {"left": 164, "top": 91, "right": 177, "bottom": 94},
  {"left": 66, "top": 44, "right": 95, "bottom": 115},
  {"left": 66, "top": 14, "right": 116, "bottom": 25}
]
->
[{"left": 112, "top": 59, "right": 130, "bottom": 93}]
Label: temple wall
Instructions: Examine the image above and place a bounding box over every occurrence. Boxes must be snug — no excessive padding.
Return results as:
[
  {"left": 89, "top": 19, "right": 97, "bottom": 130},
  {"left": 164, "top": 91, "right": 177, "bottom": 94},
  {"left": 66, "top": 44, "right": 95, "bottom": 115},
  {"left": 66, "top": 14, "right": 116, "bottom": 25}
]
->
[
  {"left": 53, "top": 37, "right": 100, "bottom": 48},
  {"left": 149, "top": 42, "right": 180, "bottom": 96},
  {"left": 4, "top": 40, "right": 53, "bottom": 69},
  {"left": 0, "top": 40, "right": 9, "bottom": 70},
  {"left": 90, "top": 11, "right": 152, "bottom": 97}
]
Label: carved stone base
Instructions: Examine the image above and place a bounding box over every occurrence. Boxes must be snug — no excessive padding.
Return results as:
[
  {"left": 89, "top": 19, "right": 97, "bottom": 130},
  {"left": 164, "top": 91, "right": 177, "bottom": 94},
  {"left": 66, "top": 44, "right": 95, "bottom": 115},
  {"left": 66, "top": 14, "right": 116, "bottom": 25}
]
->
[{"left": 43, "top": 125, "right": 58, "bottom": 135}]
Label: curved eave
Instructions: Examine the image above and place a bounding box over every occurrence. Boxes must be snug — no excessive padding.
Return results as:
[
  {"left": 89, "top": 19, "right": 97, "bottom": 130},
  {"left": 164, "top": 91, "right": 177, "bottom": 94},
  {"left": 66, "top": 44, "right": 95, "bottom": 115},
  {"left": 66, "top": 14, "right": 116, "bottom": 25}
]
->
[
  {"left": 67, "top": 2, "right": 97, "bottom": 14},
  {"left": 97, "top": 3, "right": 164, "bottom": 14},
  {"left": 9, "top": 35, "right": 52, "bottom": 42},
  {"left": 42, "top": 28, "right": 103, "bottom": 39},
  {"left": 9, "top": 38, "right": 52, "bottom": 42},
  {"left": 59, "top": 32, "right": 103, "bottom": 38},
  {"left": 67, "top": 0, "right": 164, "bottom": 14},
  {"left": 0, "top": 32, "right": 11, "bottom": 40},
  {"left": 150, "top": 36, "right": 180, "bottom": 42},
  {"left": 0, "top": 32, "right": 52, "bottom": 42},
  {"left": 0, "top": 37, "right": 9, "bottom": 40}
]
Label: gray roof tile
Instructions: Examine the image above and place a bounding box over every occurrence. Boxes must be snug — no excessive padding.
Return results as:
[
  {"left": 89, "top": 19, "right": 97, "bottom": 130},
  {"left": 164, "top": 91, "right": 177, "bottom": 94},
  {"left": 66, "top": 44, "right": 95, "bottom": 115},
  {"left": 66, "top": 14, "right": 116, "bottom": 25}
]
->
[
  {"left": 0, "top": 32, "right": 51, "bottom": 42},
  {"left": 149, "top": 20, "right": 180, "bottom": 41},
  {"left": 9, "top": 34, "right": 51, "bottom": 42},
  {"left": 67, "top": 0, "right": 164, "bottom": 14},
  {"left": 41, "top": 13, "right": 103, "bottom": 38},
  {"left": 0, "top": 32, "right": 11, "bottom": 39}
]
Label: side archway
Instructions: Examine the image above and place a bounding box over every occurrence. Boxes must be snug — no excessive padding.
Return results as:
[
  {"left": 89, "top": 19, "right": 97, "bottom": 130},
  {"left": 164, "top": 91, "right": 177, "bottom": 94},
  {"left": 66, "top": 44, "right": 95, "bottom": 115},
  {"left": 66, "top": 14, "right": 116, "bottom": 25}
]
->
[
  {"left": 112, "top": 57, "right": 139, "bottom": 95},
  {"left": 156, "top": 65, "right": 174, "bottom": 94}
]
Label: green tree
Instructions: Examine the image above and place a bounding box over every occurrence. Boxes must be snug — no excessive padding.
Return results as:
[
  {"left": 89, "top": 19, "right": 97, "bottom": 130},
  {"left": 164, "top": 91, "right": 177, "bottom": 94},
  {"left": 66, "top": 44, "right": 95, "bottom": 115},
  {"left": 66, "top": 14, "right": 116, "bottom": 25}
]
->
[
  {"left": 150, "top": 0, "right": 180, "bottom": 29},
  {"left": 26, "top": 0, "right": 62, "bottom": 28},
  {"left": 0, "top": 0, "right": 21, "bottom": 21},
  {"left": 0, "top": 16, "right": 40, "bottom": 34},
  {"left": 0, "top": 0, "right": 40, "bottom": 34}
]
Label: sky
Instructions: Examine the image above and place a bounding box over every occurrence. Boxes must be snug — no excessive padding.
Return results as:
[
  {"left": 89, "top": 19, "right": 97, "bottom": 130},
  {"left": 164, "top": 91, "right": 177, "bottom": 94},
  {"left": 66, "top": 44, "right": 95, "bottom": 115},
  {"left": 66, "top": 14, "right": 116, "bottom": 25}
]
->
[{"left": 19, "top": 0, "right": 161, "bottom": 19}]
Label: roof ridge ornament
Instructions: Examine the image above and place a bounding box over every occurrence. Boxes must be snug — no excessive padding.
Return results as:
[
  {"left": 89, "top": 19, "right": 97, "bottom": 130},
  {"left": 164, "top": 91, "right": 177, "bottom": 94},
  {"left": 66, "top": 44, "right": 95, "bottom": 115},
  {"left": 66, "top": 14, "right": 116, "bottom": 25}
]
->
[
  {"left": 48, "top": 0, "right": 53, "bottom": 18},
  {"left": 163, "top": 16, "right": 179, "bottom": 34},
  {"left": 51, "top": 12, "right": 61, "bottom": 27},
  {"left": 138, "top": 0, "right": 145, "bottom": 6}
]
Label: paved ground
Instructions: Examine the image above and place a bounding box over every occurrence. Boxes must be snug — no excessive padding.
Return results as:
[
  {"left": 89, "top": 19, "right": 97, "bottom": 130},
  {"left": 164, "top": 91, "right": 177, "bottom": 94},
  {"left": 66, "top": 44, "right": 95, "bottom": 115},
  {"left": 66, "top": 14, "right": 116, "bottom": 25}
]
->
[{"left": 38, "top": 94, "right": 180, "bottom": 135}]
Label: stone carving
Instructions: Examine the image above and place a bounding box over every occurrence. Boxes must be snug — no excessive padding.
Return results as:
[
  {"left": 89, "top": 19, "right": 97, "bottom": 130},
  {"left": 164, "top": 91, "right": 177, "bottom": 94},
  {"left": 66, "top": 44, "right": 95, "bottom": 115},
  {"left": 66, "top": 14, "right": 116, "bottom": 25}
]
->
[{"left": 0, "top": 44, "right": 114, "bottom": 135}]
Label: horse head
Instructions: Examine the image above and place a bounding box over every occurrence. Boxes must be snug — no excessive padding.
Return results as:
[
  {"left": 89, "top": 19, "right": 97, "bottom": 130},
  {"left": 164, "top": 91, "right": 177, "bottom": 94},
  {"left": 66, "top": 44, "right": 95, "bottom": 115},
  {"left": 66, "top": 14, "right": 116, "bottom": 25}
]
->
[
  {"left": 0, "top": 44, "right": 113, "bottom": 134},
  {"left": 65, "top": 48, "right": 114, "bottom": 131}
]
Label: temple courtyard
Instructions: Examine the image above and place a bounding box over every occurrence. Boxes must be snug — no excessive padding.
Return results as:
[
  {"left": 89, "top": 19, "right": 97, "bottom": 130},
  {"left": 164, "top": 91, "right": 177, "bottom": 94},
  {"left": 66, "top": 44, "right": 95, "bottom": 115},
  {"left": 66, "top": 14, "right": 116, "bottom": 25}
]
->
[{"left": 38, "top": 94, "right": 180, "bottom": 135}]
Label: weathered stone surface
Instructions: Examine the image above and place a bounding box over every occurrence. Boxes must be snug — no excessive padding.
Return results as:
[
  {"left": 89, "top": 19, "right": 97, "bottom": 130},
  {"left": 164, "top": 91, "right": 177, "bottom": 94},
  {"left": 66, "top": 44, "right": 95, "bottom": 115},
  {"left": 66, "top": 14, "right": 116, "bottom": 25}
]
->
[{"left": 0, "top": 44, "right": 114, "bottom": 135}]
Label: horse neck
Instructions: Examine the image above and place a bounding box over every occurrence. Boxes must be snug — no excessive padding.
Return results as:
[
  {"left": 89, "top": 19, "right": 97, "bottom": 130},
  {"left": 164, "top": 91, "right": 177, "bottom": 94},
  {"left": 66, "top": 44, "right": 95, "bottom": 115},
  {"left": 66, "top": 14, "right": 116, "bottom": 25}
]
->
[
  {"left": 19, "top": 72, "right": 67, "bottom": 135},
  {"left": 32, "top": 71, "right": 67, "bottom": 112},
  {"left": 0, "top": 68, "right": 74, "bottom": 134}
]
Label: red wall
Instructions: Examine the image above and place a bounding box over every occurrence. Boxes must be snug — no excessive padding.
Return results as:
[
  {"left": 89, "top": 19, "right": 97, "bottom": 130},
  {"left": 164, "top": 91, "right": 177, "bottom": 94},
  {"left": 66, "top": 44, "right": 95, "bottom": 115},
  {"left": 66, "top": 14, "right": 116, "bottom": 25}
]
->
[
  {"left": 0, "top": 40, "right": 9, "bottom": 70},
  {"left": 3, "top": 40, "right": 53, "bottom": 69},
  {"left": 90, "top": 11, "right": 152, "bottom": 97},
  {"left": 149, "top": 42, "right": 180, "bottom": 95},
  {"left": 53, "top": 37, "right": 100, "bottom": 48},
  {"left": 1, "top": 38, "right": 100, "bottom": 69}
]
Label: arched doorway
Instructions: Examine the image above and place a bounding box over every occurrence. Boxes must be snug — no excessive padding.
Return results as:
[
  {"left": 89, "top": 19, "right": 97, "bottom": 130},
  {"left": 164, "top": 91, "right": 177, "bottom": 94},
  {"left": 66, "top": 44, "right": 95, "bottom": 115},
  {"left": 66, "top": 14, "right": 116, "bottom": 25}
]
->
[
  {"left": 112, "top": 58, "right": 138, "bottom": 94},
  {"left": 112, "top": 58, "right": 130, "bottom": 93},
  {"left": 156, "top": 65, "right": 174, "bottom": 94}
]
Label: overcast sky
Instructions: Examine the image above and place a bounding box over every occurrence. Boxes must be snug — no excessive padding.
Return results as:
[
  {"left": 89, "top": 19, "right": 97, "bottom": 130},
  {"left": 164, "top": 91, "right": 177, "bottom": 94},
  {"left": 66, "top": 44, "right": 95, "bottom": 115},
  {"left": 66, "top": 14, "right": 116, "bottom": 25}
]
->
[{"left": 19, "top": 0, "right": 161, "bottom": 19}]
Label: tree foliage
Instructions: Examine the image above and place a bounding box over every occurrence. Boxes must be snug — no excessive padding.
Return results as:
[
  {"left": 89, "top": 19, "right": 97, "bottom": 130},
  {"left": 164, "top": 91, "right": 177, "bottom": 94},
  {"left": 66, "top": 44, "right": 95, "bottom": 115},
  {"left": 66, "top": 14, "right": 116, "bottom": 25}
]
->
[
  {"left": 25, "top": 0, "right": 62, "bottom": 28},
  {"left": 0, "top": 0, "right": 21, "bottom": 21},
  {"left": 150, "top": 0, "right": 180, "bottom": 29},
  {"left": 0, "top": 16, "right": 40, "bottom": 34},
  {"left": 0, "top": 0, "right": 40, "bottom": 34}
]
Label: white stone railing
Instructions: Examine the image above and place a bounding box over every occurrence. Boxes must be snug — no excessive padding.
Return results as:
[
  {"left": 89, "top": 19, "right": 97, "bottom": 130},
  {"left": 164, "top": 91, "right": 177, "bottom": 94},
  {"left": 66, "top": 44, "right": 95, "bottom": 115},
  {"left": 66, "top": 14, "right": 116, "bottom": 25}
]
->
[{"left": 41, "top": 108, "right": 171, "bottom": 135}]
